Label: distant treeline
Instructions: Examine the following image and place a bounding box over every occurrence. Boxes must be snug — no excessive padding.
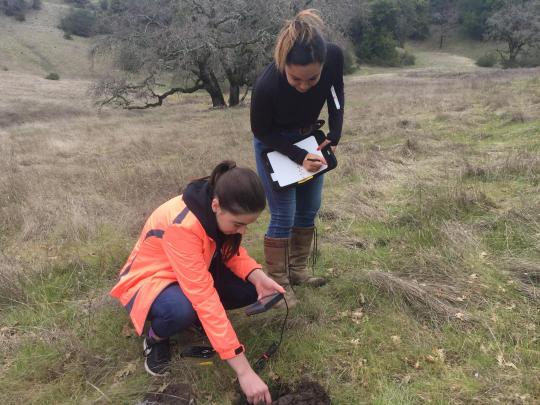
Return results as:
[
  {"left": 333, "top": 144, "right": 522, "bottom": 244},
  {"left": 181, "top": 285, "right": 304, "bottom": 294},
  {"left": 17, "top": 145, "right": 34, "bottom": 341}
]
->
[{"left": 56, "top": 0, "right": 537, "bottom": 67}]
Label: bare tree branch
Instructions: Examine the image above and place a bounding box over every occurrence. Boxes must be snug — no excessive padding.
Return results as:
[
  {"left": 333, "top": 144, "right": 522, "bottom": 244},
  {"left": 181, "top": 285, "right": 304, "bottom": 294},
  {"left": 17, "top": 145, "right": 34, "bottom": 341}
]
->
[{"left": 94, "top": 75, "right": 205, "bottom": 109}]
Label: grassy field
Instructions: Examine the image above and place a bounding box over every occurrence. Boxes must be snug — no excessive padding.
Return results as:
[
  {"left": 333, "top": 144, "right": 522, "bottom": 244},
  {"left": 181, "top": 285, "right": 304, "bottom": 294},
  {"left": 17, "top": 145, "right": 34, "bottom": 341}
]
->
[{"left": 1, "top": 8, "right": 539, "bottom": 404}]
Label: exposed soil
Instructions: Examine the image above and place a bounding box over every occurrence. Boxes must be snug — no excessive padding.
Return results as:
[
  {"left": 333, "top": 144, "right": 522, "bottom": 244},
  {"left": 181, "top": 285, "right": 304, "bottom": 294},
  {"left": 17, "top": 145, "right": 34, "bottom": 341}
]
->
[
  {"left": 272, "top": 379, "right": 331, "bottom": 405},
  {"left": 234, "top": 378, "right": 331, "bottom": 405}
]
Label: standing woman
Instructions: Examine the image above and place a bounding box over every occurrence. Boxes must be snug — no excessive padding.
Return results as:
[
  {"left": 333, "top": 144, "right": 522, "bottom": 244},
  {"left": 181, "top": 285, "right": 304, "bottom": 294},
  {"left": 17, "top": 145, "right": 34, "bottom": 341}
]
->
[
  {"left": 110, "top": 161, "right": 283, "bottom": 405},
  {"left": 251, "top": 9, "right": 344, "bottom": 306}
]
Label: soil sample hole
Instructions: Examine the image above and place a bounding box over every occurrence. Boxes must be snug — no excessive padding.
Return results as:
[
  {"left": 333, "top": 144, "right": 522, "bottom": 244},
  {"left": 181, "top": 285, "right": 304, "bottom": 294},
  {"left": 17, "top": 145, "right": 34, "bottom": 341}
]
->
[
  {"left": 234, "top": 378, "right": 330, "bottom": 405},
  {"left": 272, "top": 379, "right": 331, "bottom": 405}
]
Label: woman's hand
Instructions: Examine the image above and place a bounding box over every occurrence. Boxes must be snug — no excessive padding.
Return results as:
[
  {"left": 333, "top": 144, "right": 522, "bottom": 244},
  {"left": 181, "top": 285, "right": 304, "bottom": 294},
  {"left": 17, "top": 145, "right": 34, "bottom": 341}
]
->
[
  {"left": 227, "top": 353, "right": 272, "bottom": 404},
  {"left": 238, "top": 369, "right": 272, "bottom": 404},
  {"left": 248, "top": 269, "right": 285, "bottom": 299},
  {"left": 317, "top": 139, "right": 336, "bottom": 154},
  {"left": 302, "top": 153, "right": 327, "bottom": 173}
]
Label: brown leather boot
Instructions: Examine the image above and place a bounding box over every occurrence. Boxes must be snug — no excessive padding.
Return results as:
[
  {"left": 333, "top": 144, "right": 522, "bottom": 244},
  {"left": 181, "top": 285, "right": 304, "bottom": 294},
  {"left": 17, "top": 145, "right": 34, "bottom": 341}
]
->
[
  {"left": 264, "top": 236, "right": 298, "bottom": 308},
  {"left": 289, "top": 227, "right": 326, "bottom": 287}
]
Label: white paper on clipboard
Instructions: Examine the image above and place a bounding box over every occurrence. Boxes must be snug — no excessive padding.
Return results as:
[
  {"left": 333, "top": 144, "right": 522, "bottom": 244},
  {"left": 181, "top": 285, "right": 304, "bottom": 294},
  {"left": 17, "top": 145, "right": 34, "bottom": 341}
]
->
[{"left": 266, "top": 136, "right": 328, "bottom": 188}]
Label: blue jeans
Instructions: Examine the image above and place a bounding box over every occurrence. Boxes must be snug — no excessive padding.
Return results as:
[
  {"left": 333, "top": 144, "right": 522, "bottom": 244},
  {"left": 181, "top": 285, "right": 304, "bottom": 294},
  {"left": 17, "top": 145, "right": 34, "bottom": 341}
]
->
[
  {"left": 254, "top": 134, "right": 324, "bottom": 238},
  {"left": 148, "top": 265, "right": 257, "bottom": 338}
]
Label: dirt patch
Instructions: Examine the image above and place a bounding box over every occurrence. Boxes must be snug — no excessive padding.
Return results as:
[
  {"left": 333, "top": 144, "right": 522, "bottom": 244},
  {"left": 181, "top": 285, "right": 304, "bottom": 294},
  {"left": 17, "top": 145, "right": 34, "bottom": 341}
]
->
[
  {"left": 234, "top": 378, "right": 330, "bottom": 405},
  {"left": 137, "top": 383, "right": 195, "bottom": 405},
  {"left": 272, "top": 379, "right": 331, "bottom": 405}
]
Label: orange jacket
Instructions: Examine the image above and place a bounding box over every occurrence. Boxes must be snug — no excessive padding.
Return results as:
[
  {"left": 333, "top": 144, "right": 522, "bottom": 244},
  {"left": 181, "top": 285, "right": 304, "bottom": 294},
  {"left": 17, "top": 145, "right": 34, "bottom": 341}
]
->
[{"left": 110, "top": 192, "right": 261, "bottom": 360}]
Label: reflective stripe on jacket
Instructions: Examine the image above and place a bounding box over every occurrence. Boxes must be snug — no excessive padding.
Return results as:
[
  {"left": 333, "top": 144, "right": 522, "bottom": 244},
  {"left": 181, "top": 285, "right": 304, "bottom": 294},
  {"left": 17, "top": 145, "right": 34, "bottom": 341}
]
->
[{"left": 109, "top": 195, "right": 261, "bottom": 360}]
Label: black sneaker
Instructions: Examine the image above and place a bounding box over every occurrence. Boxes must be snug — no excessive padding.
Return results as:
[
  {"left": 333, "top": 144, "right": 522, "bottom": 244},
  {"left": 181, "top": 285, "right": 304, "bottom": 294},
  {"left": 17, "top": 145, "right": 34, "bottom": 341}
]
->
[{"left": 143, "top": 336, "right": 171, "bottom": 377}]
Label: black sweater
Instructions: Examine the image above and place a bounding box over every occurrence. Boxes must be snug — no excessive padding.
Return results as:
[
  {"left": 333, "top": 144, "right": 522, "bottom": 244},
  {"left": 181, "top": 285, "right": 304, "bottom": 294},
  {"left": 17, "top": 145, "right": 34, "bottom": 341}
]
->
[{"left": 250, "top": 43, "right": 345, "bottom": 165}]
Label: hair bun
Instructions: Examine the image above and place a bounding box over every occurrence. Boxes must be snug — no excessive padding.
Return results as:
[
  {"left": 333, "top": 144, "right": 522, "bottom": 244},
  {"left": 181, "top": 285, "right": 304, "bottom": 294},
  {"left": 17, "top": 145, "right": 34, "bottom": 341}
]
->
[{"left": 274, "top": 9, "right": 327, "bottom": 72}]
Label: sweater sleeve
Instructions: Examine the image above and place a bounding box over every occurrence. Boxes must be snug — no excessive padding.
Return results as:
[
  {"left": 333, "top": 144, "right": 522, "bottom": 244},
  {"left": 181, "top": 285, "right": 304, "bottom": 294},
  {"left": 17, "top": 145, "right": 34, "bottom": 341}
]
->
[
  {"left": 225, "top": 246, "right": 262, "bottom": 281},
  {"left": 162, "top": 224, "right": 244, "bottom": 360},
  {"left": 250, "top": 80, "right": 309, "bottom": 165},
  {"left": 326, "top": 46, "right": 345, "bottom": 146}
]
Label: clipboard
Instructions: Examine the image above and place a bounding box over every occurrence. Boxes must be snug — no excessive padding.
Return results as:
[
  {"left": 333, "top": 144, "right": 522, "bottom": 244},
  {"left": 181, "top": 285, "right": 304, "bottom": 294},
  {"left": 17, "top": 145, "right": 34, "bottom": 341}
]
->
[{"left": 261, "top": 129, "right": 337, "bottom": 191}]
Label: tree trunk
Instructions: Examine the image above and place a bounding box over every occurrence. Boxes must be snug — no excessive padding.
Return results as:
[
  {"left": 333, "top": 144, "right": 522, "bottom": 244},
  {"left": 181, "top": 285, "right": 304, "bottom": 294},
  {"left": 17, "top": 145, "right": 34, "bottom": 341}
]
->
[
  {"left": 224, "top": 67, "right": 243, "bottom": 107},
  {"left": 197, "top": 61, "right": 226, "bottom": 108},
  {"left": 228, "top": 84, "right": 240, "bottom": 107},
  {"left": 206, "top": 72, "right": 226, "bottom": 108},
  {"left": 207, "top": 84, "right": 226, "bottom": 107}
]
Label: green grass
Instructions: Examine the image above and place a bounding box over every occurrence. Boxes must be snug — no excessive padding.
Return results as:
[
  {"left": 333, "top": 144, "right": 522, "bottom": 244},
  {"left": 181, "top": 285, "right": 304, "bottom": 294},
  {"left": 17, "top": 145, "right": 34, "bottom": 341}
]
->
[{"left": 3, "top": 130, "right": 539, "bottom": 405}]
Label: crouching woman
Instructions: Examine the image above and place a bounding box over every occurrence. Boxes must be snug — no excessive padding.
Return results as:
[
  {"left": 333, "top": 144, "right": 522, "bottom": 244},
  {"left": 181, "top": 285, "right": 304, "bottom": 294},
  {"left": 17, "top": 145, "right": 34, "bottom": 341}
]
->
[{"left": 110, "top": 161, "right": 284, "bottom": 405}]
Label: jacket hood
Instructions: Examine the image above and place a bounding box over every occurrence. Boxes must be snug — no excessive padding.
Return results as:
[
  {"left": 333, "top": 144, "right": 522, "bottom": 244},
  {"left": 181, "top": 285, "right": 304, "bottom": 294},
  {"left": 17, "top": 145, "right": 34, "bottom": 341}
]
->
[{"left": 182, "top": 179, "right": 224, "bottom": 247}]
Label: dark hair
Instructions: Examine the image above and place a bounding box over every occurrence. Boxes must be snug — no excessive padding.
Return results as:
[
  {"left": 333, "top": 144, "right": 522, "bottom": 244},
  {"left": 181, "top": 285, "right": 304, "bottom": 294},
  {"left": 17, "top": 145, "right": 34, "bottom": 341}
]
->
[
  {"left": 274, "top": 9, "right": 327, "bottom": 73},
  {"left": 207, "top": 160, "right": 266, "bottom": 261},
  {"left": 208, "top": 160, "right": 266, "bottom": 215}
]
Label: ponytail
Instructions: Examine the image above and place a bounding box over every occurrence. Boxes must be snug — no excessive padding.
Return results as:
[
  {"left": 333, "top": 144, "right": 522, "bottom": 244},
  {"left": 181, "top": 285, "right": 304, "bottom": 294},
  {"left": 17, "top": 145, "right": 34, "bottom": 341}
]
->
[
  {"left": 199, "top": 161, "right": 266, "bottom": 262},
  {"left": 208, "top": 160, "right": 237, "bottom": 189},
  {"left": 274, "top": 9, "right": 327, "bottom": 73}
]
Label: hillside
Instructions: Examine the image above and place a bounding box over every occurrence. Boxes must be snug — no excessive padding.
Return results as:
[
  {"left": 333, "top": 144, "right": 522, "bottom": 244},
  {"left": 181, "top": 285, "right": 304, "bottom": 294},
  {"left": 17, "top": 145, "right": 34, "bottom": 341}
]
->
[{"left": 0, "top": 0, "right": 101, "bottom": 78}]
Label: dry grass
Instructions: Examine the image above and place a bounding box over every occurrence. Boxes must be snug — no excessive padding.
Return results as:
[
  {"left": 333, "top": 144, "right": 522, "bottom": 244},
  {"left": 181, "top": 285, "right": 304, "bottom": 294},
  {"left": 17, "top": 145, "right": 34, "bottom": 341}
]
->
[
  {"left": 0, "top": 72, "right": 255, "bottom": 244},
  {"left": 503, "top": 258, "right": 540, "bottom": 301},
  {"left": 361, "top": 270, "right": 471, "bottom": 322},
  {"left": 463, "top": 151, "right": 540, "bottom": 182}
]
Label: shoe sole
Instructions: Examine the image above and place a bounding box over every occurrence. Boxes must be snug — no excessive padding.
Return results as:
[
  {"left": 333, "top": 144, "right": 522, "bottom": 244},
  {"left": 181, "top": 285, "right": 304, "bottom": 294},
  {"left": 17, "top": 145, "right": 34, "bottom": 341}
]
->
[{"left": 143, "top": 339, "right": 169, "bottom": 377}]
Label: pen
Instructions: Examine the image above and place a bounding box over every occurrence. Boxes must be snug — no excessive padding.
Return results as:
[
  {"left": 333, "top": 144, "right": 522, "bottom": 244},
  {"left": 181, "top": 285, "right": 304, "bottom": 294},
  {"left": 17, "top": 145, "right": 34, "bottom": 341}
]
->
[{"left": 306, "top": 158, "right": 321, "bottom": 162}]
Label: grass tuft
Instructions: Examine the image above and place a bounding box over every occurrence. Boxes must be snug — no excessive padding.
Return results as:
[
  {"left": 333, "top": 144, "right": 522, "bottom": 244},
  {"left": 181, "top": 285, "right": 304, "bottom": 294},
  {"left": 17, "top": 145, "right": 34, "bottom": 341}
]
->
[{"left": 361, "top": 271, "right": 471, "bottom": 323}]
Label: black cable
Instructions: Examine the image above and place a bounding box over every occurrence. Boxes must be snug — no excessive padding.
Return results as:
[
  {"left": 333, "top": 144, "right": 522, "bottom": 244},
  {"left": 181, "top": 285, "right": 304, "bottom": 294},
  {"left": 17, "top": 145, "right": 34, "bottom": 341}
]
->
[
  {"left": 253, "top": 295, "right": 288, "bottom": 372},
  {"left": 277, "top": 294, "right": 288, "bottom": 347}
]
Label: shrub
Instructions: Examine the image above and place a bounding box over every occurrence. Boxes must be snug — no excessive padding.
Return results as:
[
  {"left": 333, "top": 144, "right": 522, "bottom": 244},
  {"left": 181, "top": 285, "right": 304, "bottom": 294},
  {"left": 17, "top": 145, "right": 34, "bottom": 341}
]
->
[
  {"left": 45, "top": 72, "right": 60, "bottom": 80},
  {"left": 342, "top": 47, "right": 358, "bottom": 75},
  {"left": 354, "top": 28, "right": 401, "bottom": 67},
  {"left": 397, "top": 48, "right": 416, "bottom": 66},
  {"left": 60, "top": 8, "right": 96, "bottom": 37},
  {"left": 109, "top": 0, "right": 125, "bottom": 13},
  {"left": 2, "top": 0, "right": 28, "bottom": 18},
  {"left": 476, "top": 52, "right": 498, "bottom": 67},
  {"left": 515, "top": 51, "right": 540, "bottom": 68}
]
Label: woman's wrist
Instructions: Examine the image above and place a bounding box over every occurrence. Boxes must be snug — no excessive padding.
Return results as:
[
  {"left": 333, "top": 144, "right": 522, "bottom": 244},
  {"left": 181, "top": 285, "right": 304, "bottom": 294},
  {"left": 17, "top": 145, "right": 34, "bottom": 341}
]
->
[
  {"left": 227, "top": 353, "right": 252, "bottom": 377},
  {"left": 247, "top": 268, "right": 265, "bottom": 284}
]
